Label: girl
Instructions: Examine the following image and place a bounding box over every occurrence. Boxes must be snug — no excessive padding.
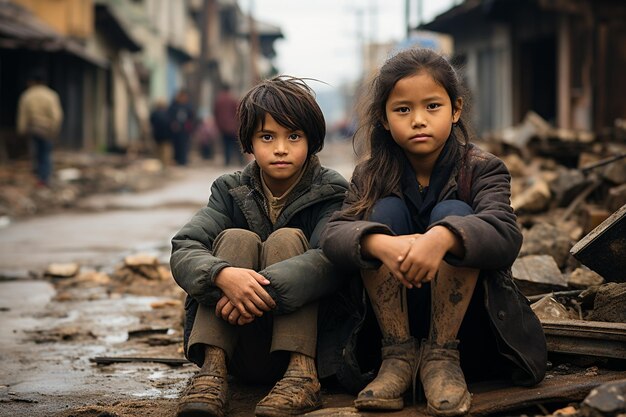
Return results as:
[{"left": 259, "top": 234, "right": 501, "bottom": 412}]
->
[{"left": 321, "top": 48, "right": 546, "bottom": 416}]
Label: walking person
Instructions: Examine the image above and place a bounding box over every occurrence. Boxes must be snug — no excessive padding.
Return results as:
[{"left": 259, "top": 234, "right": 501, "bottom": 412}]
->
[
  {"left": 16, "top": 68, "right": 63, "bottom": 186},
  {"left": 171, "top": 76, "right": 349, "bottom": 417},
  {"left": 213, "top": 82, "right": 243, "bottom": 166},
  {"left": 149, "top": 98, "right": 172, "bottom": 168},
  {"left": 321, "top": 48, "right": 546, "bottom": 415},
  {"left": 168, "top": 89, "right": 196, "bottom": 166}
]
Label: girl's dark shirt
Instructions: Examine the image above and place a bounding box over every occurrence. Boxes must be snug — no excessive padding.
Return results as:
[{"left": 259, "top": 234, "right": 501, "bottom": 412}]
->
[{"left": 401, "top": 139, "right": 454, "bottom": 231}]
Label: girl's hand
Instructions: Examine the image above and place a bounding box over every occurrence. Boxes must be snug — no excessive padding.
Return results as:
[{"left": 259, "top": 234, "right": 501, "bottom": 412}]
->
[
  {"left": 361, "top": 233, "right": 414, "bottom": 287},
  {"left": 398, "top": 226, "right": 459, "bottom": 287},
  {"left": 215, "top": 295, "right": 255, "bottom": 325},
  {"left": 214, "top": 267, "right": 276, "bottom": 320}
]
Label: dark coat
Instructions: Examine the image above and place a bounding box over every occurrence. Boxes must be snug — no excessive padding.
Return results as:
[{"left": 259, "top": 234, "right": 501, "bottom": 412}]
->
[
  {"left": 170, "top": 156, "right": 350, "bottom": 365},
  {"left": 149, "top": 108, "right": 171, "bottom": 144},
  {"left": 320, "top": 143, "right": 547, "bottom": 388}
]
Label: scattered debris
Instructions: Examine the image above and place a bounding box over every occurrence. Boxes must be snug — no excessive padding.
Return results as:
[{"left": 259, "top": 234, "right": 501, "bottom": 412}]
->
[
  {"left": 587, "top": 283, "right": 626, "bottom": 323},
  {"left": 513, "top": 255, "right": 567, "bottom": 295},
  {"left": 580, "top": 379, "right": 626, "bottom": 417},
  {"left": 44, "top": 262, "right": 81, "bottom": 278},
  {"left": 567, "top": 268, "right": 605, "bottom": 289},
  {"left": 0, "top": 153, "right": 170, "bottom": 219},
  {"left": 532, "top": 295, "right": 575, "bottom": 321},
  {"left": 90, "top": 356, "right": 189, "bottom": 366}
]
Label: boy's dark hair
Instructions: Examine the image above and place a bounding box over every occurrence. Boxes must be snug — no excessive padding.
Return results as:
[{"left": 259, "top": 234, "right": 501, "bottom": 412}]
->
[
  {"left": 349, "top": 47, "right": 476, "bottom": 216},
  {"left": 237, "top": 75, "right": 325, "bottom": 157}
]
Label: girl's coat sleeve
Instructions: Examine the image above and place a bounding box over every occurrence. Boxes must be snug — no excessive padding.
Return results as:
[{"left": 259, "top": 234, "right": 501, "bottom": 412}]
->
[
  {"left": 320, "top": 167, "right": 393, "bottom": 271},
  {"left": 431, "top": 153, "right": 522, "bottom": 270}
]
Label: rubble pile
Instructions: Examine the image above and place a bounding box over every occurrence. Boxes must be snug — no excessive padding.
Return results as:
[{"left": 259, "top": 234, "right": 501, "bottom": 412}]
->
[
  {"left": 0, "top": 152, "right": 168, "bottom": 220},
  {"left": 485, "top": 113, "right": 626, "bottom": 367},
  {"left": 484, "top": 115, "right": 626, "bottom": 416},
  {"left": 484, "top": 112, "right": 626, "bottom": 291}
]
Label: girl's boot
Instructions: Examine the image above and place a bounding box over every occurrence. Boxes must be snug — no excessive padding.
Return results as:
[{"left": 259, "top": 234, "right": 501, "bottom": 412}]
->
[
  {"left": 421, "top": 262, "right": 478, "bottom": 416},
  {"left": 354, "top": 337, "right": 418, "bottom": 410},
  {"left": 419, "top": 339, "right": 471, "bottom": 416}
]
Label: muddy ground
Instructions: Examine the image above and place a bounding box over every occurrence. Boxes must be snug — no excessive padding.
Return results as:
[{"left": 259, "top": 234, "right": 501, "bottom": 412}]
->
[{"left": 1, "top": 140, "right": 624, "bottom": 417}]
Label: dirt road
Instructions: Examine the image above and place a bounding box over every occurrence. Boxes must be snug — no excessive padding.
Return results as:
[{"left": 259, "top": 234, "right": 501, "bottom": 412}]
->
[{"left": 0, "top": 141, "right": 358, "bottom": 417}]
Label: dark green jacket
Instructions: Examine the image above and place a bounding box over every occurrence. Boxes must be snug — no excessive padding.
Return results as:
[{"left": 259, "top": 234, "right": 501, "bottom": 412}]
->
[{"left": 170, "top": 155, "right": 349, "bottom": 314}]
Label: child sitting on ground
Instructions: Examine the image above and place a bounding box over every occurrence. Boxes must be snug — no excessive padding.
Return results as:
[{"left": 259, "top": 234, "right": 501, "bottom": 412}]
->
[{"left": 170, "top": 76, "right": 348, "bottom": 417}]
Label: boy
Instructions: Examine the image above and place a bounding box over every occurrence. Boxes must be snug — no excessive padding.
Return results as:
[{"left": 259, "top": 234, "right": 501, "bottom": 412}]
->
[{"left": 170, "top": 76, "right": 349, "bottom": 417}]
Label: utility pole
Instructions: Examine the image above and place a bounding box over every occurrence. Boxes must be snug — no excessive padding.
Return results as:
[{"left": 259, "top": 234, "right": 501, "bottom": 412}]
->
[
  {"left": 417, "top": 0, "right": 423, "bottom": 27},
  {"left": 405, "top": 0, "right": 411, "bottom": 38},
  {"left": 248, "top": 0, "right": 260, "bottom": 85},
  {"left": 195, "top": 0, "right": 219, "bottom": 114}
]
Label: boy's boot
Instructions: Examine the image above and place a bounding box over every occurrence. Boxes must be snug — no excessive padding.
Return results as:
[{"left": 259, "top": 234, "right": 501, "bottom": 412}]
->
[
  {"left": 354, "top": 337, "right": 418, "bottom": 411},
  {"left": 419, "top": 340, "right": 471, "bottom": 416},
  {"left": 177, "top": 346, "right": 228, "bottom": 417},
  {"left": 255, "top": 353, "right": 322, "bottom": 417}
]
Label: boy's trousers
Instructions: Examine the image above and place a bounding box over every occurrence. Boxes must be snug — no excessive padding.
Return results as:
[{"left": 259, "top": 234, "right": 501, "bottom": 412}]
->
[{"left": 187, "top": 228, "right": 318, "bottom": 383}]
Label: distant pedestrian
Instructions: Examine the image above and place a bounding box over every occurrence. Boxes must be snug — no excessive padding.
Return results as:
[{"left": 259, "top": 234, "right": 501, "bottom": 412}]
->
[
  {"left": 149, "top": 98, "right": 172, "bottom": 168},
  {"left": 16, "top": 68, "right": 63, "bottom": 186},
  {"left": 213, "top": 82, "right": 243, "bottom": 166},
  {"left": 168, "top": 89, "right": 196, "bottom": 166},
  {"left": 194, "top": 115, "right": 219, "bottom": 160}
]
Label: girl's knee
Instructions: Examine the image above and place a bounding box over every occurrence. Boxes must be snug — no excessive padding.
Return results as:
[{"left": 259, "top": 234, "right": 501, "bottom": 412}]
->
[
  {"left": 430, "top": 200, "right": 473, "bottom": 224},
  {"left": 370, "top": 197, "right": 413, "bottom": 235}
]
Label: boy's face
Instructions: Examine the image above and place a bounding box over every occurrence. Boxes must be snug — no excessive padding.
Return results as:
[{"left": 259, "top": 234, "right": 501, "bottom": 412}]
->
[{"left": 252, "top": 113, "right": 308, "bottom": 196}]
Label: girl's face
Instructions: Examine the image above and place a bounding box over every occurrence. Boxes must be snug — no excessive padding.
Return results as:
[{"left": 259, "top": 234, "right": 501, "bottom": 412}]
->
[{"left": 383, "top": 71, "right": 462, "bottom": 165}]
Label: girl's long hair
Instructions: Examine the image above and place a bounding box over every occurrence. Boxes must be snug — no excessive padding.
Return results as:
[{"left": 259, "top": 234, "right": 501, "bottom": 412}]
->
[{"left": 347, "top": 48, "right": 476, "bottom": 217}]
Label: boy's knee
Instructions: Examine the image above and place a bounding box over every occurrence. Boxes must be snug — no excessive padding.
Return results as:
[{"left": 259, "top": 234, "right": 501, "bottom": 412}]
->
[
  {"left": 214, "top": 229, "right": 262, "bottom": 265},
  {"left": 215, "top": 228, "right": 261, "bottom": 247},
  {"left": 266, "top": 228, "right": 307, "bottom": 247},
  {"left": 263, "top": 228, "right": 309, "bottom": 265}
]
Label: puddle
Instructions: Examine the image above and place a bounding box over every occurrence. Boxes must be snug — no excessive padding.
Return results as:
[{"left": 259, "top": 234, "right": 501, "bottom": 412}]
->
[{"left": 0, "top": 280, "right": 189, "bottom": 402}]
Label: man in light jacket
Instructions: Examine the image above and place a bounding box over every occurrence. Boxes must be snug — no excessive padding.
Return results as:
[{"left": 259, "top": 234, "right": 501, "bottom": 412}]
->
[{"left": 17, "top": 68, "right": 63, "bottom": 186}]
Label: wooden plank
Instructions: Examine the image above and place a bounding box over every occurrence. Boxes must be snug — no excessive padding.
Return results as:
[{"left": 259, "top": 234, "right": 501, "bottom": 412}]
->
[
  {"left": 542, "top": 319, "right": 626, "bottom": 359},
  {"left": 90, "top": 356, "right": 189, "bottom": 366},
  {"left": 570, "top": 204, "right": 626, "bottom": 282}
]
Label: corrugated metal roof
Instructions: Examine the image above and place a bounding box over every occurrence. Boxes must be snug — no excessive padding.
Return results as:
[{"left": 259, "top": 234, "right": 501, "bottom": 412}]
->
[{"left": 0, "top": 2, "right": 109, "bottom": 67}]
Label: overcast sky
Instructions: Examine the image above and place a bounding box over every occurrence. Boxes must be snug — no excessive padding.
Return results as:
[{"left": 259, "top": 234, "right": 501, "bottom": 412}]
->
[{"left": 241, "top": 0, "right": 457, "bottom": 91}]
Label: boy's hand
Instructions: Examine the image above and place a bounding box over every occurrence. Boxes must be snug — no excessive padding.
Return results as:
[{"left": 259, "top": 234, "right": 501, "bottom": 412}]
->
[
  {"left": 214, "top": 267, "right": 276, "bottom": 320},
  {"left": 215, "top": 295, "right": 255, "bottom": 325}
]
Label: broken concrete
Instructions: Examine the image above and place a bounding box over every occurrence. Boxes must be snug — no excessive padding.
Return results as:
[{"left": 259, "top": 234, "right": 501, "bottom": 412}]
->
[
  {"left": 580, "top": 379, "right": 626, "bottom": 417},
  {"left": 512, "top": 255, "right": 568, "bottom": 296}
]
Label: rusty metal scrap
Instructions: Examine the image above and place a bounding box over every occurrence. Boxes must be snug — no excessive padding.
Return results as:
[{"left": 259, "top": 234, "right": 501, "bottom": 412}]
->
[{"left": 541, "top": 319, "right": 626, "bottom": 360}]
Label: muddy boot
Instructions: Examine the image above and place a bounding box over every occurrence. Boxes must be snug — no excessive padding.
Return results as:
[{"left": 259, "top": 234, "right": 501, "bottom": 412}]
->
[
  {"left": 254, "top": 373, "right": 322, "bottom": 417},
  {"left": 176, "top": 372, "right": 228, "bottom": 417},
  {"left": 354, "top": 338, "right": 418, "bottom": 411},
  {"left": 419, "top": 340, "right": 471, "bottom": 416},
  {"left": 177, "top": 346, "right": 228, "bottom": 417}
]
